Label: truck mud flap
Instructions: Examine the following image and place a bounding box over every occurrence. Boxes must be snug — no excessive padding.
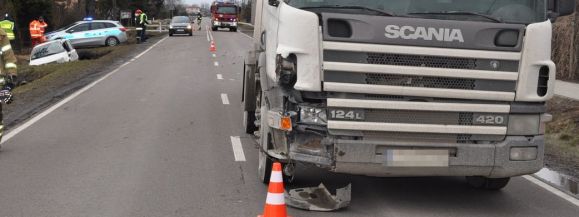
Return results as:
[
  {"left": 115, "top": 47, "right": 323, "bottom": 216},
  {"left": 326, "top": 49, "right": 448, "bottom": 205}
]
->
[{"left": 285, "top": 183, "right": 351, "bottom": 211}]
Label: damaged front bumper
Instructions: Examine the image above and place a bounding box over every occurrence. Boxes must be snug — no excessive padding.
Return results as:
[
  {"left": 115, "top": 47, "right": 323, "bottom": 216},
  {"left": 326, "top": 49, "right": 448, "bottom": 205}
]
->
[{"left": 286, "top": 126, "right": 544, "bottom": 178}]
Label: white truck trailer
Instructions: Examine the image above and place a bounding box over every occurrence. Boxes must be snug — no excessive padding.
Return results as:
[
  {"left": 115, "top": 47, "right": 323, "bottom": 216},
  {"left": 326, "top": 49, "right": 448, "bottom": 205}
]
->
[{"left": 242, "top": 0, "right": 575, "bottom": 190}]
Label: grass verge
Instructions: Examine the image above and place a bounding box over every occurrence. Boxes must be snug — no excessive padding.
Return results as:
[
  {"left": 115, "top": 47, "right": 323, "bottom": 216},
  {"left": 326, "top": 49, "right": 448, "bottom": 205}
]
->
[{"left": 545, "top": 96, "right": 579, "bottom": 177}]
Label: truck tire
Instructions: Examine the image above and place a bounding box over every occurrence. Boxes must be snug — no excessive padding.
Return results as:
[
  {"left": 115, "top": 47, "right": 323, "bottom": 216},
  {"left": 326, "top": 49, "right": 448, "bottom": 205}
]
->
[
  {"left": 258, "top": 146, "right": 273, "bottom": 184},
  {"left": 230, "top": 27, "right": 237, "bottom": 32},
  {"left": 466, "top": 176, "right": 510, "bottom": 190},
  {"left": 258, "top": 119, "right": 274, "bottom": 184},
  {"left": 212, "top": 26, "right": 218, "bottom": 31},
  {"left": 242, "top": 62, "right": 258, "bottom": 134}
]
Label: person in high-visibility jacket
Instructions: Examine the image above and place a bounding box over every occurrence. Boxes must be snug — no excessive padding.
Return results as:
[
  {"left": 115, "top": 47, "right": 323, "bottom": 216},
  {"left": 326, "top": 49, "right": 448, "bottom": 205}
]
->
[
  {"left": 0, "top": 14, "right": 15, "bottom": 41},
  {"left": 0, "top": 28, "right": 18, "bottom": 149},
  {"left": 135, "top": 9, "right": 148, "bottom": 42},
  {"left": 29, "top": 16, "right": 48, "bottom": 47}
]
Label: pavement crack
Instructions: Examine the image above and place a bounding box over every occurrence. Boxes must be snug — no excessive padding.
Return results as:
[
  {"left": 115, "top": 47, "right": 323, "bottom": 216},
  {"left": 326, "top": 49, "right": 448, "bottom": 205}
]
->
[{"left": 238, "top": 164, "right": 246, "bottom": 185}]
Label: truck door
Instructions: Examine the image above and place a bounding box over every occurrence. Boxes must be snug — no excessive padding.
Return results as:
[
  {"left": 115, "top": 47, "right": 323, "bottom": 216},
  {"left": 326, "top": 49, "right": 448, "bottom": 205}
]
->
[{"left": 263, "top": 0, "right": 281, "bottom": 81}]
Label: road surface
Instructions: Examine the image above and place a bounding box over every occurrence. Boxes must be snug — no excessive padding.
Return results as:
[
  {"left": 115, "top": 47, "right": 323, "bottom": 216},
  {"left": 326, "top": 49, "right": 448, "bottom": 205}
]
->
[{"left": 1, "top": 25, "right": 578, "bottom": 217}]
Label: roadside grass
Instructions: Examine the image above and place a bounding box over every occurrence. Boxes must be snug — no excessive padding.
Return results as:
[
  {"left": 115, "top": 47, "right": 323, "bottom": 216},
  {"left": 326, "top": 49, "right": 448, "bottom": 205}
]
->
[
  {"left": 14, "top": 45, "right": 134, "bottom": 94},
  {"left": 545, "top": 97, "right": 579, "bottom": 175}
]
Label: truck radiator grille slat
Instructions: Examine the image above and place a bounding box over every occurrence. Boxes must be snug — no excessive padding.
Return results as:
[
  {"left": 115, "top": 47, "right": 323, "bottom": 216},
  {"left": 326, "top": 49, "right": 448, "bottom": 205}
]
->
[
  {"left": 360, "top": 131, "right": 503, "bottom": 144},
  {"left": 367, "top": 52, "right": 477, "bottom": 69},
  {"left": 365, "top": 74, "right": 476, "bottom": 90}
]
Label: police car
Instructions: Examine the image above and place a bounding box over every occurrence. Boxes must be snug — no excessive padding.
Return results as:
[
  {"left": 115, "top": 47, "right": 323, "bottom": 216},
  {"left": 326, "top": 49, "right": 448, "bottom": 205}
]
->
[{"left": 45, "top": 19, "right": 128, "bottom": 48}]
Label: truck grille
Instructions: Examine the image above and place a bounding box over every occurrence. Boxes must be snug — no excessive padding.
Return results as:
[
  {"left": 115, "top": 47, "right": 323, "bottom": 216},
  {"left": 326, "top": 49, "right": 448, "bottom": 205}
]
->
[
  {"left": 361, "top": 131, "right": 504, "bottom": 144},
  {"left": 363, "top": 110, "right": 502, "bottom": 126},
  {"left": 322, "top": 41, "right": 517, "bottom": 143},
  {"left": 367, "top": 52, "right": 477, "bottom": 69},
  {"left": 365, "top": 74, "right": 476, "bottom": 90}
]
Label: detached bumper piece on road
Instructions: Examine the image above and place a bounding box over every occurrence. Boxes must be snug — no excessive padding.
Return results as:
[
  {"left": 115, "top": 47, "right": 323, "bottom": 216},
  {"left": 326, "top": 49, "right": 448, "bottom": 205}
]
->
[{"left": 286, "top": 183, "right": 351, "bottom": 211}]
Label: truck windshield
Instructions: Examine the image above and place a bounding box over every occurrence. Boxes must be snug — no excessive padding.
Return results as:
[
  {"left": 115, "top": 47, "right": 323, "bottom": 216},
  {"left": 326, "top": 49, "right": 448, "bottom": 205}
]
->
[
  {"left": 216, "top": 7, "right": 237, "bottom": 14},
  {"left": 287, "top": 0, "right": 547, "bottom": 24}
]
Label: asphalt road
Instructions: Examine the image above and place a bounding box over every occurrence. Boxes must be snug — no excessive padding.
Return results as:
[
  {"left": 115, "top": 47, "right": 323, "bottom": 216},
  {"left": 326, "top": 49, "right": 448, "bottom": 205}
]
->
[{"left": 1, "top": 25, "right": 579, "bottom": 217}]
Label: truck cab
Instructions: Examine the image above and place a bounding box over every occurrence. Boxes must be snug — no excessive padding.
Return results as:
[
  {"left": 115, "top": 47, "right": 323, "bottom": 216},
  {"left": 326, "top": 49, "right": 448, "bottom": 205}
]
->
[
  {"left": 242, "top": 0, "right": 575, "bottom": 190},
  {"left": 210, "top": 1, "right": 240, "bottom": 32}
]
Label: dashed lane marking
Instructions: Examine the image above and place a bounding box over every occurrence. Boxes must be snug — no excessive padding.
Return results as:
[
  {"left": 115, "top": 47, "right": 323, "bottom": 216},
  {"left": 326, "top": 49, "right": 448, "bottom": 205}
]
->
[
  {"left": 1, "top": 37, "right": 169, "bottom": 144},
  {"left": 217, "top": 74, "right": 223, "bottom": 80},
  {"left": 230, "top": 136, "right": 246, "bottom": 162},
  {"left": 214, "top": 61, "right": 219, "bottom": 67},
  {"left": 221, "top": 93, "right": 230, "bottom": 105}
]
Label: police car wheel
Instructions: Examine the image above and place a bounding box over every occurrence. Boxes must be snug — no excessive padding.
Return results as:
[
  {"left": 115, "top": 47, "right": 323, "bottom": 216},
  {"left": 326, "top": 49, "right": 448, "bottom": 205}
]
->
[{"left": 105, "top": 37, "right": 119, "bottom": 46}]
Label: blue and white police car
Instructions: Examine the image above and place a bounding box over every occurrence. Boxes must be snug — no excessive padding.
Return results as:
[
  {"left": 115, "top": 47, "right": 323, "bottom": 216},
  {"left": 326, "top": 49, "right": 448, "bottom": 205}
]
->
[{"left": 45, "top": 20, "right": 128, "bottom": 48}]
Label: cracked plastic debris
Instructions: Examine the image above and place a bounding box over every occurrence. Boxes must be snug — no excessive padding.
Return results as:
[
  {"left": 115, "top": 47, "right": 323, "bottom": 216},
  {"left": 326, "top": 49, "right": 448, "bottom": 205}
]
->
[{"left": 285, "top": 183, "right": 351, "bottom": 211}]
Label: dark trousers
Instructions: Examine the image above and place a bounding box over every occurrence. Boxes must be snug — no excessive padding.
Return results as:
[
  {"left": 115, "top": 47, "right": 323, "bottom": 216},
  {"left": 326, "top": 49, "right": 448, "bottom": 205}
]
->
[{"left": 140, "top": 24, "right": 147, "bottom": 42}]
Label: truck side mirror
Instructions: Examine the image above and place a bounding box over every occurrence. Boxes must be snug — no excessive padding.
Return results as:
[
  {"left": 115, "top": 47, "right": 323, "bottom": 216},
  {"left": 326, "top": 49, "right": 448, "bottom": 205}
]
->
[
  {"left": 269, "top": 0, "right": 280, "bottom": 7},
  {"left": 547, "top": 0, "right": 576, "bottom": 22}
]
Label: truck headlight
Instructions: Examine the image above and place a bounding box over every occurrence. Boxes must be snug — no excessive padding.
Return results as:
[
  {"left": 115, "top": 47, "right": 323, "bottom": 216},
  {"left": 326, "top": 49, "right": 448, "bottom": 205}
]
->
[
  {"left": 187, "top": 25, "right": 192, "bottom": 29},
  {"left": 169, "top": 25, "right": 173, "bottom": 29},
  {"left": 299, "top": 106, "right": 327, "bottom": 125},
  {"left": 510, "top": 147, "right": 538, "bottom": 161},
  {"left": 507, "top": 115, "right": 540, "bottom": 135}
]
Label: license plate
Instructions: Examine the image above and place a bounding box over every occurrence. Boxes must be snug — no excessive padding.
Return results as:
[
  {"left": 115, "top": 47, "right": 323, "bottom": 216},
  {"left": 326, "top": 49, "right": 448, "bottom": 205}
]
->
[
  {"left": 329, "top": 108, "right": 365, "bottom": 121},
  {"left": 384, "top": 149, "right": 449, "bottom": 167},
  {"left": 177, "top": 29, "right": 184, "bottom": 32}
]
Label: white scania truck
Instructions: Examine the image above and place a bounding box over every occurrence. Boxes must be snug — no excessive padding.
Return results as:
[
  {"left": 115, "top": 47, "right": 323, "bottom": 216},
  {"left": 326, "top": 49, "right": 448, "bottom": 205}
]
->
[{"left": 242, "top": 0, "right": 575, "bottom": 190}]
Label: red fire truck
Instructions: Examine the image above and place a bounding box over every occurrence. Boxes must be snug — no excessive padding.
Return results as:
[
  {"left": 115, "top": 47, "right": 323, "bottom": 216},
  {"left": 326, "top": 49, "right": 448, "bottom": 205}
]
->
[{"left": 210, "top": 1, "right": 239, "bottom": 32}]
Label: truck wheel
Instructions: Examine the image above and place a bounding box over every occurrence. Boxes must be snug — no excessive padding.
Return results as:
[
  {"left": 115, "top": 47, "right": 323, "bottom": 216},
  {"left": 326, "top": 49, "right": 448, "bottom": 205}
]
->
[
  {"left": 212, "top": 26, "right": 218, "bottom": 31},
  {"left": 242, "top": 63, "right": 257, "bottom": 134},
  {"left": 258, "top": 148, "right": 273, "bottom": 184},
  {"left": 230, "top": 27, "right": 237, "bottom": 32},
  {"left": 466, "top": 176, "right": 510, "bottom": 190},
  {"left": 243, "top": 111, "right": 257, "bottom": 134}
]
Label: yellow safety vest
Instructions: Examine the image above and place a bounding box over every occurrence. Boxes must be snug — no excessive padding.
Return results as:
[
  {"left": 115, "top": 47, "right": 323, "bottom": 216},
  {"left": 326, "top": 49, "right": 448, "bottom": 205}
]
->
[{"left": 0, "top": 20, "right": 15, "bottom": 40}]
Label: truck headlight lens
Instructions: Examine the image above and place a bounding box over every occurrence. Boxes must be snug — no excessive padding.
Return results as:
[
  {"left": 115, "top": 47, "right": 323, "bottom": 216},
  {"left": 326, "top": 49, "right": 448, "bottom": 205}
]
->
[
  {"left": 299, "top": 106, "right": 327, "bottom": 125},
  {"left": 510, "top": 147, "right": 538, "bottom": 161},
  {"left": 187, "top": 25, "right": 192, "bottom": 29},
  {"left": 169, "top": 25, "right": 173, "bottom": 29},
  {"left": 507, "top": 115, "right": 540, "bottom": 135}
]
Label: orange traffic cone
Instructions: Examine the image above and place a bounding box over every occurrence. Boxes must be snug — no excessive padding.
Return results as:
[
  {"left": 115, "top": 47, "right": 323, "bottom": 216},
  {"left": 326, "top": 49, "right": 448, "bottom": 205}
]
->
[
  {"left": 210, "top": 41, "right": 217, "bottom": 52},
  {"left": 259, "top": 162, "right": 290, "bottom": 217}
]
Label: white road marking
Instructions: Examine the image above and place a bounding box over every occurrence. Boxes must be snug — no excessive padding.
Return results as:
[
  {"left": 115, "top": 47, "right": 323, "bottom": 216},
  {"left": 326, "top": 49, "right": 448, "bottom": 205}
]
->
[
  {"left": 206, "top": 25, "right": 214, "bottom": 41},
  {"left": 206, "top": 26, "right": 211, "bottom": 42},
  {"left": 217, "top": 74, "right": 223, "bottom": 80},
  {"left": 221, "top": 93, "right": 230, "bottom": 105},
  {"left": 214, "top": 61, "right": 219, "bottom": 67},
  {"left": 239, "top": 32, "right": 253, "bottom": 40},
  {"left": 212, "top": 53, "right": 216, "bottom": 58},
  {"left": 1, "top": 37, "right": 169, "bottom": 144},
  {"left": 523, "top": 175, "right": 579, "bottom": 207},
  {"left": 230, "top": 136, "right": 246, "bottom": 162}
]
